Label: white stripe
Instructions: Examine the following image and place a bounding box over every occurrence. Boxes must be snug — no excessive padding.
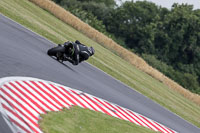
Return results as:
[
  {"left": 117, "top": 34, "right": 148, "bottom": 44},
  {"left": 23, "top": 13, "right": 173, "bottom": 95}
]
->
[
  {"left": 26, "top": 81, "right": 59, "bottom": 111},
  {"left": 0, "top": 90, "right": 38, "bottom": 128},
  {"left": 31, "top": 81, "right": 63, "bottom": 109},
  {"left": 111, "top": 103, "right": 138, "bottom": 123},
  {"left": 113, "top": 105, "right": 140, "bottom": 125},
  {"left": 42, "top": 82, "right": 70, "bottom": 107},
  {"left": 93, "top": 98, "right": 128, "bottom": 121},
  {"left": 1, "top": 96, "right": 42, "bottom": 133},
  {"left": 76, "top": 44, "right": 80, "bottom": 51},
  {"left": 16, "top": 81, "right": 50, "bottom": 111},
  {"left": 68, "top": 88, "right": 104, "bottom": 113},
  {"left": 57, "top": 86, "right": 83, "bottom": 107},
  {"left": 81, "top": 51, "right": 90, "bottom": 56},
  {"left": 150, "top": 119, "right": 174, "bottom": 133},
  {"left": 3, "top": 109, "right": 33, "bottom": 133},
  {"left": 51, "top": 85, "right": 73, "bottom": 105},
  {"left": 0, "top": 98, "right": 34, "bottom": 133},
  {"left": 67, "top": 90, "right": 99, "bottom": 111},
  {"left": 126, "top": 109, "right": 151, "bottom": 128},
  {"left": 121, "top": 108, "right": 143, "bottom": 126},
  {"left": 135, "top": 113, "right": 158, "bottom": 131},
  {"left": 164, "top": 126, "right": 175, "bottom": 133},
  {"left": 34, "top": 81, "right": 63, "bottom": 109},
  {"left": 81, "top": 94, "right": 106, "bottom": 112},
  {"left": 82, "top": 95, "right": 105, "bottom": 112},
  {"left": 84, "top": 94, "right": 119, "bottom": 117},
  {"left": 0, "top": 102, "right": 22, "bottom": 133},
  {"left": 104, "top": 101, "right": 129, "bottom": 121},
  {"left": 84, "top": 94, "right": 109, "bottom": 112},
  {"left": 147, "top": 118, "right": 168, "bottom": 133},
  {"left": 161, "top": 123, "right": 176, "bottom": 133},
  {"left": 1, "top": 86, "right": 39, "bottom": 122},
  {"left": 70, "top": 93, "right": 94, "bottom": 110},
  {"left": 10, "top": 81, "right": 44, "bottom": 114},
  {"left": 6, "top": 82, "right": 42, "bottom": 115}
]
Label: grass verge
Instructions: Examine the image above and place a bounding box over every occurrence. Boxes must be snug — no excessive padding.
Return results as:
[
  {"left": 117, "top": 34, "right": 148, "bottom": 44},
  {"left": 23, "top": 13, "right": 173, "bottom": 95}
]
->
[
  {"left": 0, "top": 0, "right": 200, "bottom": 129},
  {"left": 39, "top": 106, "right": 156, "bottom": 133}
]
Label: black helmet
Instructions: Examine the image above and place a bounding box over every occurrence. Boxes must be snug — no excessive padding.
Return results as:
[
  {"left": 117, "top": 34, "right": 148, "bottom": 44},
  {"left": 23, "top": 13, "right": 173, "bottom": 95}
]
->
[
  {"left": 88, "top": 47, "right": 95, "bottom": 56},
  {"left": 75, "top": 40, "right": 81, "bottom": 44}
]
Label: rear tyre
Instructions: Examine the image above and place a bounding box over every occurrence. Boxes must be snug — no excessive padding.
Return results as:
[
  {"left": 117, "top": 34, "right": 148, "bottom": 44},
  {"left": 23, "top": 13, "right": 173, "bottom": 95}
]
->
[{"left": 47, "top": 46, "right": 65, "bottom": 56}]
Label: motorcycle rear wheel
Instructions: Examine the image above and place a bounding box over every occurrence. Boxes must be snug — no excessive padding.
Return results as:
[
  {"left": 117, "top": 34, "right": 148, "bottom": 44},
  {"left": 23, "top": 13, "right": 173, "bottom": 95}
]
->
[{"left": 47, "top": 46, "right": 65, "bottom": 56}]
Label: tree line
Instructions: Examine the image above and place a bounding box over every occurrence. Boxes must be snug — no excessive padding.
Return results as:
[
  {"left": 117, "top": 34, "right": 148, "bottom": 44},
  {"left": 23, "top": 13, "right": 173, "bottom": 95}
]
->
[{"left": 52, "top": 0, "right": 200, "bottom": 94}]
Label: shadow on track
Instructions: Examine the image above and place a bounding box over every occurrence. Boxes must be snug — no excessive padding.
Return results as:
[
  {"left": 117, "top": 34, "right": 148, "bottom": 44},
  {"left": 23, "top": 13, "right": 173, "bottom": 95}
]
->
[{"left": 50, "top": 56, "right": 77, "bottom": 73}]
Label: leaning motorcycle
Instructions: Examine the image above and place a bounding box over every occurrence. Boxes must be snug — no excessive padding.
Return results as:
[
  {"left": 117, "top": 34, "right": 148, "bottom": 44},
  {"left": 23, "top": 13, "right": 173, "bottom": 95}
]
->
[{"left": 47, "top": 44, "right": 71, "bottom": 62}]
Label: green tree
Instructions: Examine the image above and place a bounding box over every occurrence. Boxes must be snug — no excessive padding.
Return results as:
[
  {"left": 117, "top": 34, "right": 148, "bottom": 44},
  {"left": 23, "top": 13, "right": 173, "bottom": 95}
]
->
[
  {"left": 104, "top": 1, "right": 160, "bottom": 54},
  {"left": 76, "top": 0, "right": 116, "bottom": 7},
  {"left": 155, "top": 4, "right": 200, "bottom": 74}
]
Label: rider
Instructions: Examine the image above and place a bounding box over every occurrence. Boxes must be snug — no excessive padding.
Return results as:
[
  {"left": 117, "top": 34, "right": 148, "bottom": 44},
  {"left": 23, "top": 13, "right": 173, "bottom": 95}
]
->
[{"left": 63, "top": 40, "right": 95, "bottom": 65}]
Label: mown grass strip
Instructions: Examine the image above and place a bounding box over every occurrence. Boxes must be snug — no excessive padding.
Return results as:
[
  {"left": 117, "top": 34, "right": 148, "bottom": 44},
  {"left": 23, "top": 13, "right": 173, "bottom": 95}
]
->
[{"left": 0, "top": 0, "right": 200, "bottom": 128}]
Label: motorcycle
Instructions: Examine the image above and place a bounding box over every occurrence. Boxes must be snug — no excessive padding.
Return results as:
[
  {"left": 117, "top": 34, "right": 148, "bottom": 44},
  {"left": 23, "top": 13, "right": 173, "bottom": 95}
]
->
[{"left": 47, "top": 44, "right": 72, "bottom": 63}]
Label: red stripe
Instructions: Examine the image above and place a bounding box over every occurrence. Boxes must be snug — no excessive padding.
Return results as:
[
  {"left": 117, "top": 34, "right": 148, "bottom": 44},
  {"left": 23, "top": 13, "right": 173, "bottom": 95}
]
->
[
  {"left": 12, "top": 82, "right": 45, "bottom": 113},
  {"left": 49, "top": 84, "right": 72, "bottom": 106},
  {"left": 59, "top": 86, "right": 87, "bottom": 108},
  {"left": 116, "top": 105, "right": 142, "bottom": 125},
  {"left": 1, "top": 96, "right": 39, "bottom": 132},
  {"left": 167, "top": 127, "right": 175, "bottom": 133},
  {"left": 93, "top": 97, "right": 124, "bottom": 119},
  {"left": 82, "top": 94, "right": 113, "bottom": 116},
  {"left": 30, "top": 81, "right": 61, "bottom": 110},
  {"left": 5, "top": 83, "right": 41, "bottom": 115},
  {"left": 23, "top": 81, "right": 57, "bottom": 111},
  {"left": 9, "top": 117, "right": 31, "bottom": 133},
  {"left": 38, "top": 81, "right": 65, "bottom": 108},
  {"left": 50, "top": 84, "right": 77, "bottom": 105},
  {"left": 70, "top": 90, "right": 97, "bottom": 111},
  {"left": 154, "top": 121, "right": 171, "bottom": 133},
  {"left": 127, "top": 110, "right": 154, "bottom": 130},
  {"left": 2, "top": 103, "right": 31, "bottom": 132},
  {"left": 17, "top": 81, "right": 52, "bottom": 111},
  {"left": 1, "top": 88, "right": 38, "bottom": 121},
  {"left": 70, "top": 90, "right": 113, "bottom": 116},
  {"left": 104, "top": 101, "right": 137, "bottom": 124},
  {"left": 49, "top": 84, "right": 70, "bottom": 106},
  {"left": 140, "top": 115, "right": 162, "bottom": 132}
]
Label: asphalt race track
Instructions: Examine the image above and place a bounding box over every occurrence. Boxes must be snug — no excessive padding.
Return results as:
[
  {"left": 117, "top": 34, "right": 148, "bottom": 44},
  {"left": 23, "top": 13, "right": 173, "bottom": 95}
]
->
[{"left": 0, "top": 14, "right": 200, "bottom": 133}]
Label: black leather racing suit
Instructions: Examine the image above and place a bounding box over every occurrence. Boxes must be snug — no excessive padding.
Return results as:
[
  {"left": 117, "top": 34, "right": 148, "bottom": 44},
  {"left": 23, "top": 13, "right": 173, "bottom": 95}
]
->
[{"left": 64, "top": 41, "right": 92, "bottom": 65}]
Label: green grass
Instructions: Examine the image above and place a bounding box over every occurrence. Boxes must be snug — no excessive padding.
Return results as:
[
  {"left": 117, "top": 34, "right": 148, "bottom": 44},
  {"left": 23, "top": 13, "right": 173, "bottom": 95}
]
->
[
  {"left": 39, "top": 106, "right": 156, "bottom": 133},
  {"left": 0, "top": 0, "right": 200, "bottom": 130}
]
